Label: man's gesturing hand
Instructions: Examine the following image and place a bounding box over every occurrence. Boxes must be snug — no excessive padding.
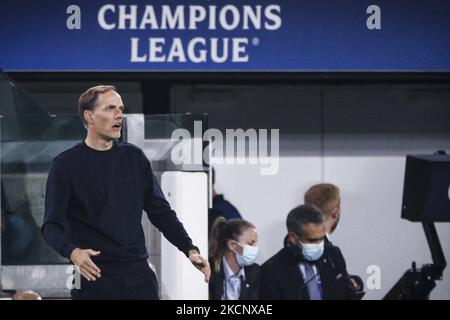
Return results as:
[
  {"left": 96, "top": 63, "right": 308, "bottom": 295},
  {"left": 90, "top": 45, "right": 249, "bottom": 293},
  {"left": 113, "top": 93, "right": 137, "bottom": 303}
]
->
[
  {"left": 70, "top": 248, "right": 102, "bottom": 281},
  {"left": 188, "top": 250, "right": 211, "bottom": 283}
]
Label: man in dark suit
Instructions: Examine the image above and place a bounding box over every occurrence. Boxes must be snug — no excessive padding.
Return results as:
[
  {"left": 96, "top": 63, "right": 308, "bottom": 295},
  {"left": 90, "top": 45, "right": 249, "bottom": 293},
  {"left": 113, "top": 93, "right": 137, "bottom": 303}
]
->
[{"left": 259, "top": 204, "right": 357, "bottom": 300}]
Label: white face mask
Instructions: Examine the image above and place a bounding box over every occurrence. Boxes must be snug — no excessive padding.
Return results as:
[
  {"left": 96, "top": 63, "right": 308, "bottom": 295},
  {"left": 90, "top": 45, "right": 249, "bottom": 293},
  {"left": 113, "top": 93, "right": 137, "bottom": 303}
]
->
[
  {"left": 300, "top": 240, "right": 324, "bottom": 261},
  {"left": 233, "top": 243, "right": 259, "bottom": 267}
]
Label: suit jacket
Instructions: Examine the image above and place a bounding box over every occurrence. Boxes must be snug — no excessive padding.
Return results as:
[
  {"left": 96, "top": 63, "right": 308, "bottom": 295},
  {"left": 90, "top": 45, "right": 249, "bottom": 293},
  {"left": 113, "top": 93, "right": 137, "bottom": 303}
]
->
[
  {"left": 324, "top": 235, "right": 365, "bottom": 297},
  {"left": 209, "top": 258, "right": 260, "bottom": 300},
  {"left": 259, "top": 242, "right": 357, "bottom": 300}
]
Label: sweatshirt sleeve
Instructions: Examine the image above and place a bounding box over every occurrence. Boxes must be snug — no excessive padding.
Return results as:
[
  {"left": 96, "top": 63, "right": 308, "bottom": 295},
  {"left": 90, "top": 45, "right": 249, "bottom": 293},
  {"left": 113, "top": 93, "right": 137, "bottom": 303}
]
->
[
  {"left": 142, "top": 154, "right": 198, "bottom": 257},
  {"left": 41, "top": 157, "right": 76, "bottom": 259}
]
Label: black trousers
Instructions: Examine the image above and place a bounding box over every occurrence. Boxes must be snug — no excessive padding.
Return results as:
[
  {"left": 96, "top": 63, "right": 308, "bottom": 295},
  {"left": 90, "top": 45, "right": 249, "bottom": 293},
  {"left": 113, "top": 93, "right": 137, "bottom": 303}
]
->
[{"left": 71, "top": 259, "right": 159, "bottom": 300}]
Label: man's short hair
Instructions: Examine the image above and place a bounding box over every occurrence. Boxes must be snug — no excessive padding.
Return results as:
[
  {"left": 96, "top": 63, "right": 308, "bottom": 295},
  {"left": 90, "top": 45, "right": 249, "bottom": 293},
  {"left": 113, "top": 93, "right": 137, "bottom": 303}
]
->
[
  {"left": 304, "top": 183, "right": 340, "bottom": 217},
  {"left": 78, "top": 85, "right": 117, "bottom": 125},
  {"left": 286, "top": 204, "right": 324, "bottom": 238}
]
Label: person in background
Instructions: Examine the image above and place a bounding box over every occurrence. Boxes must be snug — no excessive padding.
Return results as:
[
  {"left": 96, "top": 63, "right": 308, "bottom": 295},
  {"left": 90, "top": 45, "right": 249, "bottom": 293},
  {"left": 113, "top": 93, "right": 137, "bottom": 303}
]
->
[
  {"left": 304, "top": 183, "right": 341, "bottom": 243},
  {"left": 1, "top": 180, "right": 39, "bottom": 264},
  {"left": 12, "top": 290, "right": 42, "bottom": 300},
  {"left": 208, "top": 217, "right": 260, "bottom": 300},
  {"left": 259, "top": 204, "right": 357, "bottom": 300},
  {"left": 304, "top": 183, "right": 364, "bottom": 295},
  {"left": 208, "top": 167, "right": 242, "bottom": 236},
  {"left": 211, "top": 168, "right": 242, "bottom": 220}
]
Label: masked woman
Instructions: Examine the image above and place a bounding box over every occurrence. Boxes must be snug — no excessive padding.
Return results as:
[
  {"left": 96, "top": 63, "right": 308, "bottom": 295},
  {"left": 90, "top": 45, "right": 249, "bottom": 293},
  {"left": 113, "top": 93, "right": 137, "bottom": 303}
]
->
[{"left": 208, "top": 217, "right": 260, "bottom": 300}]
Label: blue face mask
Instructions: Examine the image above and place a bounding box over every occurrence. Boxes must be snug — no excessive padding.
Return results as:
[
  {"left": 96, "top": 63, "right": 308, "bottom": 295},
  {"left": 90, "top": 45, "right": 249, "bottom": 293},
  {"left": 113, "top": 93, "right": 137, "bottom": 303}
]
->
[
  {"left": 300, "top": 240, "right": 324, "bottom": 261},
  {"left": 234, "top": 244, "right": 259, "bottom": 267}
]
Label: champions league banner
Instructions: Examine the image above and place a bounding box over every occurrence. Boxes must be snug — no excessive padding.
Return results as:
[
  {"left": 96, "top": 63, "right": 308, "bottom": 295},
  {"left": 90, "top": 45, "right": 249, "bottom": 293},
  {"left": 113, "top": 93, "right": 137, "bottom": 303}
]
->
[{"left": 0, "top": 0, "right": 449, "bottom": 71}]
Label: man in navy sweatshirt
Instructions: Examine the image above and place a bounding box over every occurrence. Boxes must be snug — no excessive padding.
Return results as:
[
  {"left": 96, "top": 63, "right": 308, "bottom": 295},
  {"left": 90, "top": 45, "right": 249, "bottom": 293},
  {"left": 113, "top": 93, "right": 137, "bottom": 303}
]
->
[{"left": 42, "top": 85, "right": 210, "bottom": 300}]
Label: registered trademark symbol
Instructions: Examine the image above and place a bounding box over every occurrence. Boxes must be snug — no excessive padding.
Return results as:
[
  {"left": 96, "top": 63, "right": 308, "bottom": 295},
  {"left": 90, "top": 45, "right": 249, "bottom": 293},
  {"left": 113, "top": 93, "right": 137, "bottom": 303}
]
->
[{"left": 252, "top": 37, "right": 260, "bottom": 46}]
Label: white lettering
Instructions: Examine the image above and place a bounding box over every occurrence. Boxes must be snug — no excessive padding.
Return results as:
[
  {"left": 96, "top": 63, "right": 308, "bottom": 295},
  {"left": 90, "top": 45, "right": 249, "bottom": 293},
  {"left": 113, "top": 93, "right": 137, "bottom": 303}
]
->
[
  {"left": 187, "top": 37, "right": 207, "bottom": 63},
  {"left": 171, "top": 129, "right": 192, "bottom": 165},
  {"left": 130, "top": 38, "right": 147, "bottom": 62},
  {"left": 203, "top": 129, "right": 224, "bottom": 164},
  {"left": 243, "top": 5, "right": 261, "bottom": 30},
  {"left": 219, "top": 5, "right": 240, "bottom": 31},
  {"left": 98, "top": 4, "right": 283, "bottom": 31},
  {"left": 176, "top": 305, "right": 211, "bottom": 317},
  {"left": 161, "top": 5, "right": 185, "bottom": 30},
  {"left": 210, "top": 38, "right": 229, "bottom": 63},
  {"left": 167, "top": 38, "right": 187, "bottom": 62},
  {"left": 366, "top": 5, "right": 381, "bottom": 30},
  {"left": 189, "top": 6, "right": 207, "bottom": 30},
  {"left": 149, "top": 38, "right": 166, "bottom": 62},
  {"left": 118, "top": 5, "right": 137, "bottom": 30},
  {"left": 130, "top": 37, "right": 250, "bottom": 64},
  {"left": 98, "top": 4, "right": 116, "bottom": 30},
  {"left": 367, "top": 265, "right": 381, "bottom": 290},
  {"left": 259, "top": 129, "right": 279, "bottom": 176},
  {"left": 208, "top": 6, "right": 217, "bottom": 30},
  {"left": 232, "top": 38, "right": 249, "bottom": 62},
  {"left": 226, "top": 129, "right": 258, "bottom": 164},
  {"left": 172, "top": 122, "right": 280, "bottom": 175},
  {"left": 66, "top": 5, "right": 81, "bottom": 30},
  {"left": 139, "top": 6, "right": 158, "bottom": 29},
  {"left": 264, "top": 5, "right": 282, "bottom": 30}
]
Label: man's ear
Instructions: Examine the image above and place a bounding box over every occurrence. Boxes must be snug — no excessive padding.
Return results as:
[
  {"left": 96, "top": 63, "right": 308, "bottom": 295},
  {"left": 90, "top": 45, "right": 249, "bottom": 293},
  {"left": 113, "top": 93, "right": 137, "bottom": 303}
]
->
[
  {"left": 84, "top": 110, "right": 94, "bottom": 125},
  {"left": 331, "top": 206, "right": 339, "bottom": 219},
  {"left": 287, "top": 232, "right": 298, "bottom": 244}
]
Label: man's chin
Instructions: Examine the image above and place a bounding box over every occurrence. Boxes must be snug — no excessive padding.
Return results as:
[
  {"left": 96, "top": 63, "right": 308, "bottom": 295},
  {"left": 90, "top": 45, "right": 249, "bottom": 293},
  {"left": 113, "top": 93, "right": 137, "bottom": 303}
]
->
[
  {"left": 110, "top": 132, "right": 121, "bottom": 140},
  {"left": 100, "top": 133, "right": 121, "bottom": 141}
]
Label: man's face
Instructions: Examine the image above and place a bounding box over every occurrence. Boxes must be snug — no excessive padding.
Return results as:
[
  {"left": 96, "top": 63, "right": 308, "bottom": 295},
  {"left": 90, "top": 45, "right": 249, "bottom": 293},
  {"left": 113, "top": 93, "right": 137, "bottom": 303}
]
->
[
  {"left": 299, "top": 223, "right": 326, "bottom": 244},
  {"left": 86, "top": 90, "right": 124, "bottom": 141}
]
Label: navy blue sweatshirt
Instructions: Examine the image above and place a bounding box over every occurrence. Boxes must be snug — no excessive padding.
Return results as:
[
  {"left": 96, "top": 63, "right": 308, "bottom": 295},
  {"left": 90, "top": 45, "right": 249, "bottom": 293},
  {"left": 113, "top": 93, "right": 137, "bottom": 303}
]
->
[{"left": 42, "top": 141, "right": 197, "bottom": 262}]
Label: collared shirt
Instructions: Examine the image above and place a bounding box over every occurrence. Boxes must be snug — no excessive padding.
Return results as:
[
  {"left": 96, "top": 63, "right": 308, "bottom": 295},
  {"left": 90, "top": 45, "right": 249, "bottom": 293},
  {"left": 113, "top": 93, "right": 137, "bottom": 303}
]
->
[
  {"left": 299, "top": 262, "right": 319, "bottom": 282},
  {"left": 222, "top": 257, "right": 246, "bottom": 300}
]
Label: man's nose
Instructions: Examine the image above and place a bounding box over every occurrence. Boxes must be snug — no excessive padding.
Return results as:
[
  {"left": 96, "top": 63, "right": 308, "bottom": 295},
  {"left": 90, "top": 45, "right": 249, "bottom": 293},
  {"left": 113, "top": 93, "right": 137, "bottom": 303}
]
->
[{"left": 115, "top": 110, "right": 123, "bottom": 118}]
